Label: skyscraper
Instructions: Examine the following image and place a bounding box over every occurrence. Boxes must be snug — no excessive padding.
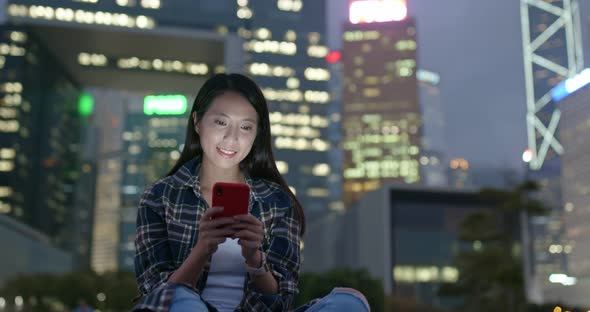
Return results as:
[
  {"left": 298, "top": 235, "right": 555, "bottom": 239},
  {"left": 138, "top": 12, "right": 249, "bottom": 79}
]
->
[
  {"left": 0, "top": 24, "right": 82, "bottom": 246},
  {"left": 550, "top": 70, "right": 590, "bottom": 305},
  {"left": 342, "top": 0, "right": 421, "bottom": 206},
  {"left": 118, "top": 93, "right": 190, "bottom": 272},
  {"left": 520, "top": 0, "right": 584, "bottom": 301},
  {"left": 417, "top": 69, "right": 447, "bottom": 188},
  {"left": 241, "top": 1, "right": 335, "bottom": 218}
]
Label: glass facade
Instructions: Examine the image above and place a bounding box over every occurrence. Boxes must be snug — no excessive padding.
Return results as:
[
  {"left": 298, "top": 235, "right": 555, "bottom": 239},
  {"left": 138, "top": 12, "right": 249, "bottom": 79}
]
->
[
  {"left": 0, "top": 24, "right": 82, "bottom": 249},
  {"left": 342, "top": 19, "right": 421, "bottom": 206},
  {"left": 558, "top": 84, "right": 590, "bottom": 288}
]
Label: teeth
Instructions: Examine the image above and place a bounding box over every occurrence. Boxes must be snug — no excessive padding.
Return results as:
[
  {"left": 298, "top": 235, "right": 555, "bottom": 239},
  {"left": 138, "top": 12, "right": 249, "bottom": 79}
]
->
[{"left": 219, "top": 147, "right": 237, "bottom": 154}]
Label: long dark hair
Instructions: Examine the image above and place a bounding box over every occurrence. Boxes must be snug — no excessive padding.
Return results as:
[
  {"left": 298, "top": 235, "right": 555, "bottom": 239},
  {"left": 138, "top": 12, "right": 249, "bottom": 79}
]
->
[{"left": 168, "top": 73, "right": 305, "bottom": 235}]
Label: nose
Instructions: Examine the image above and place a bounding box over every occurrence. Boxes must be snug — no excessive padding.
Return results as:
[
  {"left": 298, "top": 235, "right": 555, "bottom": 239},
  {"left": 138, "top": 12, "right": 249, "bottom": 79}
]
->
[{"left": 224, "top": 124, "right": 239, "bottom": 142}]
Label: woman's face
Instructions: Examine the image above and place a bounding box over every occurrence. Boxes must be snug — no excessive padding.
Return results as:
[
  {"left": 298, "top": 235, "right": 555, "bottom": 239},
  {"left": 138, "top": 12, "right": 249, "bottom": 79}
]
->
[{"left": 195, "top": 91, "right": 258, "bottom": 171}]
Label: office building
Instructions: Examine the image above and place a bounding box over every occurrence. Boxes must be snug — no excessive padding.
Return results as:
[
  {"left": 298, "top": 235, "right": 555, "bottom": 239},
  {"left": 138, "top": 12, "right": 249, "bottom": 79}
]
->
[
  {"left": 417, "top": 69, "right": 447, "bottom": 187},
  {"left": 0, "top": 24, "right": 82, "bottom": 248},
  {"left": 306, "top": 184, "right": 501, "bottom": 309},
  {"left": 520, "top": 0, "right": 584, "bottom": 301},
  {"left": 342, "top": 0, "right": 421, "bottom": 206},
  {"left": 548, "top": 69, "right": 590, "bottom": 306}
]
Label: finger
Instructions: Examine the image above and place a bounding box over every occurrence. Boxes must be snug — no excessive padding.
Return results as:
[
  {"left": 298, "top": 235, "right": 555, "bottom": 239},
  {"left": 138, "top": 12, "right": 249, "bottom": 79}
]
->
[
  {"left": 208, "top": 227, "right": 237, "bottom": 239},
  {"left": 211, "top": 237, "right": 227, "bottom": 245},
  {"left": 233, "top": 229, "right": 263, "bottom": 242},
  {"left": 231, "top": 223, "right": 263, "bottom": 235},
  {"left": 238, "top": 239, "right": 260, "bottom": 249},
  {"left": 233, "top": 214, "right": 262, "bottom": 225},
  {"left": 203, "top": 206, "right": 224, "bottom": 219},
  {"left": 207, "top": 217, "right": 237, "bottom": 229}
]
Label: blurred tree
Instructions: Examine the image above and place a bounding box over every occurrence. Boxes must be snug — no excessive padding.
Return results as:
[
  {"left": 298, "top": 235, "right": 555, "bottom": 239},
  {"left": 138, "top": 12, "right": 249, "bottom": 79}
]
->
[
  {"left": 294, "top": 268, "right": 384, "bottom": 311},
  {"left": 0, "top": 271, "right": 137, "bottom": 312},
  {"left": 439, "top": 181, "right": 547, "bottom": 312}
]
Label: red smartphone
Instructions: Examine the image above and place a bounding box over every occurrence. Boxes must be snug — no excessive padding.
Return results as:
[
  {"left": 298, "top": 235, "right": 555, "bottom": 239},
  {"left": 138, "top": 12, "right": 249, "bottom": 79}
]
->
[{"left": 211, "top": 182, "right": 250, "bottom": 219}]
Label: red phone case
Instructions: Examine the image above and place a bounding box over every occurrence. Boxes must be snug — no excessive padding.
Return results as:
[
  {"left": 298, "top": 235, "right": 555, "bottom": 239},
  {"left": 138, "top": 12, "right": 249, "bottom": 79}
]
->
[{"left": 211, "top": 182, "right": 250, "bottom": 218}]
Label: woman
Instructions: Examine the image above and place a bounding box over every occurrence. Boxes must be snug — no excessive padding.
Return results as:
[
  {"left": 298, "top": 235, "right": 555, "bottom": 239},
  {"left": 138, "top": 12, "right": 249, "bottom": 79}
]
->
[{"left": 132, "top": 73, "right": 370, "bottom": 312}]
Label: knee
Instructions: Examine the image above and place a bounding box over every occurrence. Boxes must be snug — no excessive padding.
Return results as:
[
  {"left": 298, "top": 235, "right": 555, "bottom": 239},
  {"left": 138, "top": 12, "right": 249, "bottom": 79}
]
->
[{"left": 329, "top": 287, "right": 371, "bottom": 311}]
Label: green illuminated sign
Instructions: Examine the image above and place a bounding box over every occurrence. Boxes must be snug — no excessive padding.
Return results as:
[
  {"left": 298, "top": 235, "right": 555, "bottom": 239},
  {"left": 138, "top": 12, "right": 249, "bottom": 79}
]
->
[
  {"left": 78, "top": 92, "right": 94, "bottom": 117},
  {"left": 144, "top": 95, "right": 187, "bottom": 115}
]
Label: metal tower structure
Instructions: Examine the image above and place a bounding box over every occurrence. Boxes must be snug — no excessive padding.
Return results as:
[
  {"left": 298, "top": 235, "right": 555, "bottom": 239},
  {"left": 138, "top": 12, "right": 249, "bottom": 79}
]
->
[{"left": 520, "top": 0, "right": 583, "bottom": 170}]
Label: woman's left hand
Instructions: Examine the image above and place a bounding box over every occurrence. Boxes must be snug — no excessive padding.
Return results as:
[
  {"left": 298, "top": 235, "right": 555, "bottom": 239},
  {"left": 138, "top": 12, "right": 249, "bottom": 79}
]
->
[{"left": 232, "top": 214, "right": 264, "bottom": 267}]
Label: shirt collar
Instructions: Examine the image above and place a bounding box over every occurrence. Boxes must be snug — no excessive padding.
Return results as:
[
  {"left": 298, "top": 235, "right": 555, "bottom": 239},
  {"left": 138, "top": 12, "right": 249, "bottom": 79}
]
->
[{"left": 171, "top": 156, "right": 266, "bottom": 202}]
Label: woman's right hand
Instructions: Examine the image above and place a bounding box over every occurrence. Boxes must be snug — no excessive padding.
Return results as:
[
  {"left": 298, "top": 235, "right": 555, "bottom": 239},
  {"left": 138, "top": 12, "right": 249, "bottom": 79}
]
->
[{"left": 194, "top": 206, "right": 237, "bottom": 257}]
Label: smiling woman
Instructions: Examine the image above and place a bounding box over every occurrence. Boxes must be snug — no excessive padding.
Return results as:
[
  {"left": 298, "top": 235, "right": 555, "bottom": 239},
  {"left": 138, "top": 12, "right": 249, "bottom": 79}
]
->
[{"left": 131, "top": 73, "right": 370, "bottom": 312}]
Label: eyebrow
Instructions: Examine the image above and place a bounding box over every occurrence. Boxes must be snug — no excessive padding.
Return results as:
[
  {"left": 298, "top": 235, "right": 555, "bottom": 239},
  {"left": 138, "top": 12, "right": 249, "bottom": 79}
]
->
[{"left": 211, "top": 112, "right": 257, "bottom": 123}]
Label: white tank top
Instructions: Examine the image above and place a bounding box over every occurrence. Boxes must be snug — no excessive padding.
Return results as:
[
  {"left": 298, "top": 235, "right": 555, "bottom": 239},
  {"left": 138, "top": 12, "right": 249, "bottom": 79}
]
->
[{"left": 201, "top": 238, "right": 247, "bottom": 311}]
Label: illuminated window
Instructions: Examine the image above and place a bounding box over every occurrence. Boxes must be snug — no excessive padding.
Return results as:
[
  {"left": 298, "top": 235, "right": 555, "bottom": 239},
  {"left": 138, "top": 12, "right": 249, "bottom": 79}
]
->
[
  {"left": 7, "top": 4, "right": 156, "bottom": 29},
  {"left": 362, "top": 88, "right": 380, "bottom": 98},
  {"left": 329, "top": 201, "right": 345, "bottom": 212},
  {"left": 141, "top": 0, "right": 161, "bottom": 9},
  {"left": 0, "top": 120, "right": 19, "bottom": 132},
  {"left": 393, "top": 265, "right": 458, "bottom": 283},
  {"left": 0, "top": 161, "right": 14, "bottom": 172},
  {"left": 0, "top": 56, "right": 4, "bottom": 69},
  {"left": 248, "top": 63, "right": 295, "bottom": 77},
  {"left": 116, "top": 56, "right": 209, "bottom": 76},
  {"left": 343, "top": 30, "right": 380, "bottom": 42},
  {"left": 128, "top": 145, "right": 141, "bottom": 155},
  {"left": 304, "top": 67, "right": 330, "bottom": 81},
  {"left": 312, "top": 163, "right": 330, "bottom": 176},
  {"left": 0, "top": 149, "right": 15, "bottom": 159},
  {"left": 117, "top": 0, "right": 135, "bottom": 6},
  {"left": 285, "top": 30, "right": 297, "bottom": 42},
  {"left": 0, "top": 187, "right": 12, "bottom": 197},
  {"left": 276, "top": 160, "right": 289, "bottom": 174},
  {"left": 9, "top": 31, "right": 27, "bottom": 43},
  {"left": 307, "top": 188, "right": 329, "bottom": 197},
  {"left": 277, "top": 0, "right": 303, "bottom": 12},
  {"left": 78, "top": 53, "right": 107, "bottom": 67},
  {"left": 307, "top": 45, "right": 328, "bottom": 58},
  {"left": 0, "top": 201, "right": 11, "bottom": 213},
  {"left": 304, "top": 90, "right": 330, "bottom": 104},
  {"left": 237, "top": 7, "right": 253, "bottom": 19},
  {"left": 395, "top": 40, "right": 417, "bottom": 51},
  {"left": 308, "top": 32, "right": 321, "bottom": 44},
  {"left": 238, "top": 27, "right": 252, "bottom": 39},
  {"left": 244, "top": 40, "right": 296, "bottom": 55},
  {"left": 0, "top": 108, "right": 17, "bottom": 119},
  {"left": 126, "top": 164, "right": 138, "bottom": 174},
  {"left": 0, "top": 82, "right": 22, "bottom": 93},
  {"left": 262, "top": 88, "right": 302, "bottom": 102},
  {"left": 255, "top": 28, "right": 272, "bottom": 40},
  {"left": 286, "top": 77, "right": 300, "bottom": 89}
]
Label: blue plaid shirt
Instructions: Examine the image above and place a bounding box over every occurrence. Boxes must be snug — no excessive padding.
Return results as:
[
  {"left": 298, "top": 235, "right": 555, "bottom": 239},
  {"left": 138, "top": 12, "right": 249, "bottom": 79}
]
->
[{"left": 132, "top": 157, "right": 302, "bottom": 312}]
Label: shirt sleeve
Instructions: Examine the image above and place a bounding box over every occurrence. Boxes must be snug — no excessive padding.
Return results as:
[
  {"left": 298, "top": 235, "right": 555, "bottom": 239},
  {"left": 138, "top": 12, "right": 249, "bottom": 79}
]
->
[
  {"left": 134, "top": 182, "right": 176, "bottom": 295},
  {"left": 245, "top": 193, "right": 302, "bottom": 311}
]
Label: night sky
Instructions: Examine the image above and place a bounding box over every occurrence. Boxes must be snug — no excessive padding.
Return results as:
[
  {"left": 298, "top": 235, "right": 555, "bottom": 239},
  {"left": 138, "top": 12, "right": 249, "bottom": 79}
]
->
[{"left": 328, "top": 0, "right": 590, "bottom": 172}]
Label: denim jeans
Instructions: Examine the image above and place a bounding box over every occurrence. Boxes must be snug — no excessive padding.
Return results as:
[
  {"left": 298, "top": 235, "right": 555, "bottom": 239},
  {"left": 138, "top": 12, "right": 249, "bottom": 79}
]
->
[{"left": 170, "top": 285, "right": 370, "bottom": 312}]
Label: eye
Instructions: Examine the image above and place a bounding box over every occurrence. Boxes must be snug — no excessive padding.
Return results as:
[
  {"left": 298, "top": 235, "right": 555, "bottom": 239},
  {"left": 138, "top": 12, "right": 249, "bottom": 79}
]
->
[
  {"left": 241, "top": 124, "right": 254, "bottom": 131},
  {"left": 214, "top": 119, "right": 227, "bottom": 126}
]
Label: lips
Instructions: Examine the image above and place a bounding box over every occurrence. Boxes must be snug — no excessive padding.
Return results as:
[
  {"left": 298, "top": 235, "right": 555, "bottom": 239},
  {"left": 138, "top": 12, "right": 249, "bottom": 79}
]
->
[{"left": 217, "top": 146, "right": 237, "bottom": 157}]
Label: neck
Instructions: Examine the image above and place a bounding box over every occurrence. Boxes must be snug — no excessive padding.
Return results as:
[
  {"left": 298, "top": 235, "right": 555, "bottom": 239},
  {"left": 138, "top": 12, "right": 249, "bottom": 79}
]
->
[{"left": 199, "top": 161, "right": 244, "bottom": 189}]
